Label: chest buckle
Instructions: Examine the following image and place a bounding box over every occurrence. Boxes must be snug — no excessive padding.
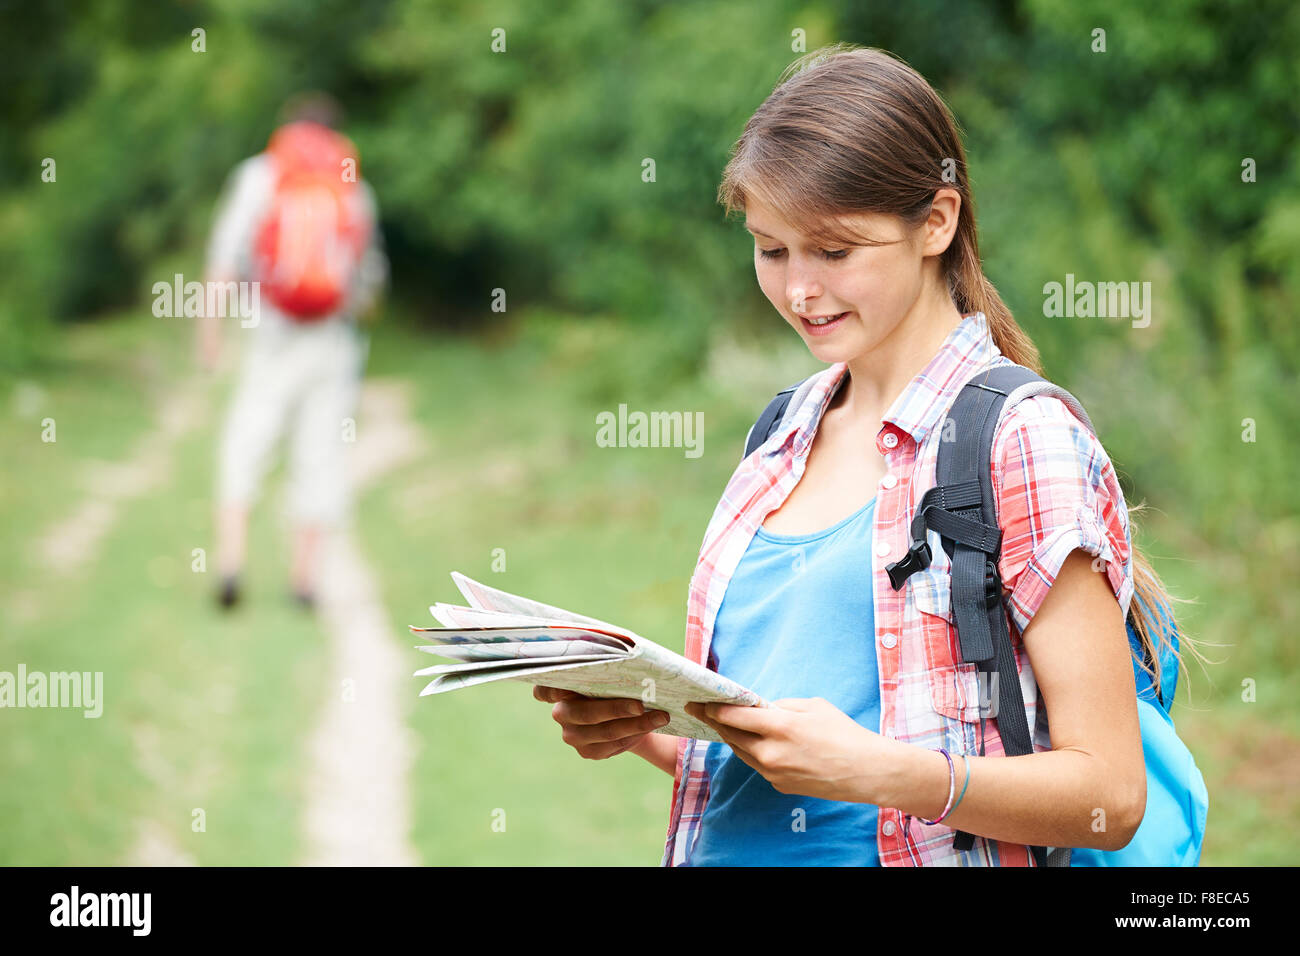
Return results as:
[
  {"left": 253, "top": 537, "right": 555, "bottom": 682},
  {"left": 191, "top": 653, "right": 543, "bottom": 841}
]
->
[{"left": 886, "top": 539, "right": 932, "bottom": 591}]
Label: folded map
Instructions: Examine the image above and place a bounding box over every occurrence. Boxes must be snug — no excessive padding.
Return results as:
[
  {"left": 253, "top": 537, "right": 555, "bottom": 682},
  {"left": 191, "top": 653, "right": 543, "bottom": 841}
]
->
[{"left": 409, "top": 572, "right": 767, "bottom": 742}]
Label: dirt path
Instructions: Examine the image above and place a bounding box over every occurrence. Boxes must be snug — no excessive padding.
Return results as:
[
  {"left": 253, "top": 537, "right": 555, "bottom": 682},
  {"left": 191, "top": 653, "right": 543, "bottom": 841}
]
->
[
  {"left": 299, "top": 379, "right": 427, "bottom": 866},
  {"left": 111, "top": 374, "right": 428, "bottom": 866}
]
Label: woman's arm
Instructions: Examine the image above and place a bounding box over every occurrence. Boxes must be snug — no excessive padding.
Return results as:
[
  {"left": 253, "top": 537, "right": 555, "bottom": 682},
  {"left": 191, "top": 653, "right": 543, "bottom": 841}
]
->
[
  {"left": 628, "top": 731, "right": 681, "bottom": 776},
  {"left": 884, "top": 548, "right": 1146, "bottom": 851}
]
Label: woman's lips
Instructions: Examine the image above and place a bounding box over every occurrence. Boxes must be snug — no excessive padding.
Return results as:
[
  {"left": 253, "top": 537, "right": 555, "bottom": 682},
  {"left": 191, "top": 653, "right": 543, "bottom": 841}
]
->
[{"left": 798, "top": 311, "right": 850, "bottom": 336}]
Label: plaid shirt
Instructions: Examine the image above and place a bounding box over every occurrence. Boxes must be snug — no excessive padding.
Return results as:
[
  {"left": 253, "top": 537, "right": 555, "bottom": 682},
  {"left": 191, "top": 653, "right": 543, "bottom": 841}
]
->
[{"left": 662, "top": 312, "right": 1134, "bottom": 866}]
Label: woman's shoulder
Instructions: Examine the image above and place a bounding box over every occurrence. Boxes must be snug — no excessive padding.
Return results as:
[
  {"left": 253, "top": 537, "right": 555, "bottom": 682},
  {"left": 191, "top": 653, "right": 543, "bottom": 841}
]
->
[
  {"left": 996, "top": 390, "right": 1093, "bottom": 439},
  {"left": 988, "top": 372, "right": 1114, "bottom": 477},
  {"left": 987, "top": 370, "right": 1131, "bottom": 550},
  {"left": 987, "top": 378, "right": 1135, "bottom": 629},
  {"left": 990, "top": 386, "right": 1127, "bottom": 530}
]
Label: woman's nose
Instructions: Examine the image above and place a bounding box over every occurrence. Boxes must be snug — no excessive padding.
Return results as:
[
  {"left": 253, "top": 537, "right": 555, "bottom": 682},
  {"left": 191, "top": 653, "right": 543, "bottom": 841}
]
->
[{"left": 786, "top": 282, "right": 821, "bottom": 314}]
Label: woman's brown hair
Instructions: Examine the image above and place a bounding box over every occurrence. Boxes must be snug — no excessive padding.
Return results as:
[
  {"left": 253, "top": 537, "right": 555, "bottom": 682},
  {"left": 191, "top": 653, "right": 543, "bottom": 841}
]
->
[{"left": 718, "top": 42, "right": 1199, "bottom": 700}]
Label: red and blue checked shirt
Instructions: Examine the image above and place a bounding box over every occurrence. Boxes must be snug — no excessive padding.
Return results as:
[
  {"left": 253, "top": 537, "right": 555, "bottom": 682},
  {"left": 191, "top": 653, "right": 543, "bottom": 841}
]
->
[{"left": 662, "top": 311, "right": 1135, "bottom": 866}]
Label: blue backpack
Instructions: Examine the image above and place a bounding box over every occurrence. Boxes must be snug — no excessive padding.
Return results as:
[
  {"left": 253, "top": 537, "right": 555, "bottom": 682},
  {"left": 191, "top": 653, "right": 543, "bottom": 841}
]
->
[{"left": 744, "top": 364, "right": 1209, "bottom": 866}]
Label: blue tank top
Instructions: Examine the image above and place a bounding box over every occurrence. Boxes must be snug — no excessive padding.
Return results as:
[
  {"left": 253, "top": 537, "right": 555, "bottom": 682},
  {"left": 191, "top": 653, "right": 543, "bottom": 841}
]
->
[{"left": 688, "top": 496, "right": 882, "bottom": 866}]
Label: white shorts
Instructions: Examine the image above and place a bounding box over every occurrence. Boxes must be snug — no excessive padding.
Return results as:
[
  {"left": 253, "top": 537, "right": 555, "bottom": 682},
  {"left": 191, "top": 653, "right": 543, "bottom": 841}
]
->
[{"left": 217, "top": 311, "right": 366, "bottom": 526}]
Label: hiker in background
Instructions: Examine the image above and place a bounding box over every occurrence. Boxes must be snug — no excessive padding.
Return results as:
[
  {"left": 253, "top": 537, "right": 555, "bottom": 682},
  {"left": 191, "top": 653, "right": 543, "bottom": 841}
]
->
[{"left": 198, "top": 92, "right": 387, "bottom": 610}]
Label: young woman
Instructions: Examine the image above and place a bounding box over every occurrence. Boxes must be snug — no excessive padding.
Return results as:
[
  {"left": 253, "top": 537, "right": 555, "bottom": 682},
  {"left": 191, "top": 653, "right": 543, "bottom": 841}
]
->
[{"left": 536, "top": 44, "right": 1184, "bottom": 866}]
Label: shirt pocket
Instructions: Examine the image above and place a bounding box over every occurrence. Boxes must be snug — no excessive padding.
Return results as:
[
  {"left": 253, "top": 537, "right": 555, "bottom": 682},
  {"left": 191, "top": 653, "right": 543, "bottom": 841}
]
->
[
  {"left": 909, "top": 558, "right": 985, "bottom": 724},
  {"left": 910, "top": 563, "right": 953, "bottom": 623}
]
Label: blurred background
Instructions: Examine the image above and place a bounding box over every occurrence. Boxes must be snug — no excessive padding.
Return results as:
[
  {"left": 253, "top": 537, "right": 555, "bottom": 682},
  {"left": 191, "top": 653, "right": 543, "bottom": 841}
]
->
[{"left": 1, "top": 0, "right": 1296, "bottom": 865}]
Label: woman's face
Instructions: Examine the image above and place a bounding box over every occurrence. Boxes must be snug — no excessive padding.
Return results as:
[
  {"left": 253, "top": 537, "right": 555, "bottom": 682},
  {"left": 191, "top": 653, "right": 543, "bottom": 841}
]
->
[{"left": 746, "top": 197, "right": 931, "bottom": 366}]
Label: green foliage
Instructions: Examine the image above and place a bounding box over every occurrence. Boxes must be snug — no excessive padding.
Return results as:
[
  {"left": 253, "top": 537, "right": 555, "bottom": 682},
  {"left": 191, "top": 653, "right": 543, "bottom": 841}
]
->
[{"left": 1, "top": 0, "right": 804, "bottom": 365}]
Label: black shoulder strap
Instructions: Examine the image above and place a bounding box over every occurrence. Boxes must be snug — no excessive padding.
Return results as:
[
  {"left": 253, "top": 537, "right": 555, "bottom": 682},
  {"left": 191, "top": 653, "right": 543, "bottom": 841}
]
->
[
  {"left": 742, "top": 382, "right": 802, "bottom": 460},
  {"left": 886, "top": 364, "right": 1070, "bottom": 867}
]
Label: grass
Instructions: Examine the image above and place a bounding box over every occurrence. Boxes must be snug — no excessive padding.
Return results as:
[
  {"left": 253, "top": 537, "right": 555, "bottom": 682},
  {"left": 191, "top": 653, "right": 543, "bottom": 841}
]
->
[{"left": 0, "top": 314, "right": 323, "bottom": 865}]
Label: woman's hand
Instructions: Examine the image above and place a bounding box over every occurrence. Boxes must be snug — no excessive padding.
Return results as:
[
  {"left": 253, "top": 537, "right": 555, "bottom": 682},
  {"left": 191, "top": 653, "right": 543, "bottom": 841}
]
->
[
  {"left": 684, "top": 697, "right": 906, "bottom": 804},
  {"left": 534, "top": 685, "right": 671, "bottom": 760}
]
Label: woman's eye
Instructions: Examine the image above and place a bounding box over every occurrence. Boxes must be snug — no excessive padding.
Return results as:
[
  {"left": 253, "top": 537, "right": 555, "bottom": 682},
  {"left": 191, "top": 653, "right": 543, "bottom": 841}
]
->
[{"left": 757, "top": 247, "right": 849, "bottom": 261}]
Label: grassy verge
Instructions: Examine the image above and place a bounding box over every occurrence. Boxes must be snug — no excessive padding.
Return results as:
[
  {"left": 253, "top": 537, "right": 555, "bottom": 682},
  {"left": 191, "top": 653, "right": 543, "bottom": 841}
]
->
[{"left": 0, "top": 315, "right": 323, "bottom": 864}]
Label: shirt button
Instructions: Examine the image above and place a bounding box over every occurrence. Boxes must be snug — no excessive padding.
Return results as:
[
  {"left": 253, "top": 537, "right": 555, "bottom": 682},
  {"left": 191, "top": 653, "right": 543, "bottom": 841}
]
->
[
  {"left": 882, "top": 432, "right": 899, "bottom": 449},
  {"left": 875, "top": 541, "right": 891, "bottom": 557},
  {"left": 882, "top": 820, "right": 897, "bottom": 836},
  {"left": 880, "top": 632, "right": 898, "bottom": 649},
  {"left": 880, "top": 473, "right": 898, "bottom": 489}
]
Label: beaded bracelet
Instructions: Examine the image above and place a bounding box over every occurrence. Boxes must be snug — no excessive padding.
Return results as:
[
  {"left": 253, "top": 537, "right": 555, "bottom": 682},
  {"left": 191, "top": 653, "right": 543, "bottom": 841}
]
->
[{"left": 920, "top": 748, "right": 957, "bottom": 825}]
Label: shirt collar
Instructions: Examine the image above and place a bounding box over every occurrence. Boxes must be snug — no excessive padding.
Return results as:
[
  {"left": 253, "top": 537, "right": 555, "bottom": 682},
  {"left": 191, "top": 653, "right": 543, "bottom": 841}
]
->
[
  {"left": 879, "top": 311, "right": 1002, "bottom": 448},
  {"left": 768, "top": 312, "right": 1001, "bottom": 459}
]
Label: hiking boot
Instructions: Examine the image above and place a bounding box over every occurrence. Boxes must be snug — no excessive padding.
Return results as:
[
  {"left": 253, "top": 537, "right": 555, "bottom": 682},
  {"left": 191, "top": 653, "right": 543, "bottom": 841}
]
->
[{"left": 217, "top": 575, "right": 240, "bottom": 610}]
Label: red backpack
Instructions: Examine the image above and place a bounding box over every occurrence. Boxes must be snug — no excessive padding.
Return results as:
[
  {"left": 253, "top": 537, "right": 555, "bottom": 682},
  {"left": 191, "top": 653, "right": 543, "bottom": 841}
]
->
[{"left": 252, "top": 121, "right": 372, "bottom": 320}]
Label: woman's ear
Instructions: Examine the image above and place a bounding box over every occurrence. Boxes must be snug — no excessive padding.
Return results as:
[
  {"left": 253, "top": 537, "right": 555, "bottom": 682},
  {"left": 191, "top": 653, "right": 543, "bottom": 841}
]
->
[{"left": 921, "top": 188, "right": 962, "bottom": 258}]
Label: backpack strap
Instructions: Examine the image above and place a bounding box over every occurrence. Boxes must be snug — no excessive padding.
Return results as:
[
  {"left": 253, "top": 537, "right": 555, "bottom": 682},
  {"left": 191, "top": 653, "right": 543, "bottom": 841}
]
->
[
  {"left": 743, "top": 370, "right": 851, "bottom": 460},
  {"left": 887, "top": 363, "right": 1090, "bottom": 867},
  {"left": 742, "top": 381, "right": 803, "bottom": 459}
]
